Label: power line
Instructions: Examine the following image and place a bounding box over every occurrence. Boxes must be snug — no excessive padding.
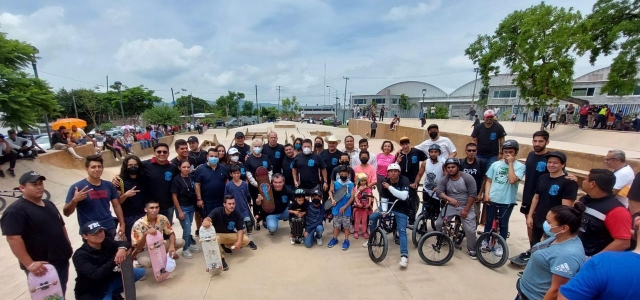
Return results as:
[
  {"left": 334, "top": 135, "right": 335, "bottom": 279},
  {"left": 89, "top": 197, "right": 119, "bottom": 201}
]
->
[{"left": 39, "top": 70, "right": 106, "bottom": 87}]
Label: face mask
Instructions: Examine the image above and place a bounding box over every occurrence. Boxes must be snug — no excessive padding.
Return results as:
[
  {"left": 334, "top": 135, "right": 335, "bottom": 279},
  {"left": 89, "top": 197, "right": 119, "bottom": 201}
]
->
[
  {"left": 208, "top": 157, "right": 219, "bottom": 165},
  {"left": 360, "top": 158, "right": 368, "bottom": 164},
  {"left": 314, "top": 143, "right": 323, "bottom": 149},
  {"left": 341, "top": 161, "right": 349, "bottom": 166},
  {"left": 543, "top": 221, "right": 561, "bottom": 238},
  {"left": 294, "top": 144, "right": 302, "bottom": 150},
  {"left": 230, "top": 156, "right": 239, "bottom": 162},
  {"left": 127, "top": 166, "right": 139, "bottom": 175},
  {"left": 303, "top": 147, "right": 312, "bottom": 155},
  {"left": 253, "top": 147, "right": 262, "bottom": 154},
  {"left": 339, "top": 175, "right": 348, "bottom": 182},
  {"left": 312, "top": 199, "right": 321, "bottom": 205},
  {"left": 429, "top": 132, "right": 438, "bottom": 139}
]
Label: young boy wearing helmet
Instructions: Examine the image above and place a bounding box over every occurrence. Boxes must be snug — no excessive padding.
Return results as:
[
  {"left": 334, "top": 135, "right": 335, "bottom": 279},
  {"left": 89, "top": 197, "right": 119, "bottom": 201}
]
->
[
  {"left": 366, "top": 163, "right": 411, "bottom": 268},
  {"left": 480, "top": 140, "right": 526, "bottom": 255},
  {"left": 423, "top": 144, "right": 445, "bottom": 219}
]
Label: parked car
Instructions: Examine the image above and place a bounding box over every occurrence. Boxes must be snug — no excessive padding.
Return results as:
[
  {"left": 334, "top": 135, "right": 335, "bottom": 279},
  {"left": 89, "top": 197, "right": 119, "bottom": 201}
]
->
[
  {"left": 34, "top": 134, "right": 51, "bottom": 150},
  {"left": 215, "top": 119, "right": 225, "bottom": 127}
]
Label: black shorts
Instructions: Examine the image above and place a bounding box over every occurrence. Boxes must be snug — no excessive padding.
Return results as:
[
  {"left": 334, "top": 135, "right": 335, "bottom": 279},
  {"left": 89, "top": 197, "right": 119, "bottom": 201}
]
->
[{"left": 520, "top": 203, "right": 530, "bottom": 215}]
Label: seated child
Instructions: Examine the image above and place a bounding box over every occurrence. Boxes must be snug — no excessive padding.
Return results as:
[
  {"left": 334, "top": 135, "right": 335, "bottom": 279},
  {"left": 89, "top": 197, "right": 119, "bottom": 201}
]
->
[{"left": 288, "top": 189, "right": 308, "bottom": 245}]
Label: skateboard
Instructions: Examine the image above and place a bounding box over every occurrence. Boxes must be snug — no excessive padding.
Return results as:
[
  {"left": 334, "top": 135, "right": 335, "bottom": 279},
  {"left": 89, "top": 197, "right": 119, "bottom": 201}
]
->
[
  {"left": 199, "top": 225, "right": 224, "bottom": 275},
  {"left": 509, "top": 254, "right": 528, "bottom": 269},
  {"left": 291, "top": 217, "right": 304, "bottom": 244},
  {"left": 256, "top": 166, "right": 275, "bottom": 213},
  {"left": 120, "top": 253, "right": 137, "bottom": 300},
  {"left": 146, "top": 232, "right": 171, "bottom": 282},
  {"left": 27, "top": 263, "right": 64, "bottom": 300},
  {"left": 326, "top": 185, "right": 349, "bottom": 211}
]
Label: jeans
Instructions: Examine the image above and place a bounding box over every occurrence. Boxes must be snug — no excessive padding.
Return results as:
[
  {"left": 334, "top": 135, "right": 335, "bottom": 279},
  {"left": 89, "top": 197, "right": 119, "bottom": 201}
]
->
[
  {"left": 138, "top": 140, "right": 149, "bottom": 149},
  {"left": 102, "top": 267, "right": 146, "bottom": 299},
  {"left": 304, "top": 225, "right": 325, "bottom": 248},
  {"left": 76, "top": 138, "right": 87, "bottom": 145},
  {"left": 160, "top": 207, "right": 175, "bottom": 225},
  {"left": 266, "top": 209, "right": 289, "bottom": 233},
  {"left": 522, "top": 113, "right": 528, "bottom": 122},
  {"left": 477, "top": 155, "right": 498, "bottom": 169},
  {"left": 483, "top": 203, "right": 515, "bottom": 240},
  {"left": 369, "top": 211, "right": 409, "bottom": 257},
  {"left": 178, "top": 205, "right": 195, "bottom": 251}
]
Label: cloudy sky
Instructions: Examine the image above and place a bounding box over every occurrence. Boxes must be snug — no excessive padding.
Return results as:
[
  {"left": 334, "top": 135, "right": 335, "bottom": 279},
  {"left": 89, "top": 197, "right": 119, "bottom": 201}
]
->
[{"left": 1, "top": 0, "right": 613, "bottom": 105}]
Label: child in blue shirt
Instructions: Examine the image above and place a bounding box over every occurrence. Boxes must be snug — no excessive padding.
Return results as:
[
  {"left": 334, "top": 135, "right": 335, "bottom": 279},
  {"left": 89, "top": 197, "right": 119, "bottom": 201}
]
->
[{"left": 327, "top": 166, "right": 355, "bottom": 250}]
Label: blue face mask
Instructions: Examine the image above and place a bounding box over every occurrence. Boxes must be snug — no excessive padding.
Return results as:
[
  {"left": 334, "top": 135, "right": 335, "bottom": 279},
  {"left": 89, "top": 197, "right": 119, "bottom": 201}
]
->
[
  {"left": 295, "top": 144, "right": 301, "bottom": 150},
  {"left": 253, "top": 147, "right": 262, "bottom": 154},
  {"left": 543, "top": 221, "right": 559, "bottom": 238},
  {"left": 208, "top": 157, "right": 219, "bottom": 165}
]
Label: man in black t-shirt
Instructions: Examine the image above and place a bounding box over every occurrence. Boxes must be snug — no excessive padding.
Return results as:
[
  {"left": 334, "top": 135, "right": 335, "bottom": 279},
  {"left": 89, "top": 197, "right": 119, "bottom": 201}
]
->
[
  {"left": 460, "top": 142, "right": 486, "bottom": 225},
  {"left": 141, "top": 143, "right": 180, "bottom": 223},
  {"left": 1, "top": 172, "right": 73, "bottom": 296},
  {"left": 281, "top": 144, "right": 296, "bottom": 190},
  {"left": 202, "top": 195, "right": 250, "bottom": 271},
  {"left": 471, "top": 109, "right": 506, "bottom": 168},
  {"left": 187, "top": 136, "right": 208, "bottom": 167},
  {"left": 526, "top": 152, "right": 578, "bottom": 253},
  {"left": 245, "top": 138, "right": 273, "bottom": 222},
  {"left": 231, "top": 132, "right": 251, "bottom": 164},
  {"left": 171, "top": 139, "right": 197, "bottom": 169},
  {"left": 262, "top": 132, "right": 285, "bottom": 174},
  {"left": 262, "top": 174, "right": 295, "bottom": 234},
  {"left": 395, "top": 136, "right": 426, "bottom": 224},
  {"left": 320, "top": 135, "right": 343, "bottom": 201},
  {"left": 292, "top": 139, "right": 327, "bottom": 195}
]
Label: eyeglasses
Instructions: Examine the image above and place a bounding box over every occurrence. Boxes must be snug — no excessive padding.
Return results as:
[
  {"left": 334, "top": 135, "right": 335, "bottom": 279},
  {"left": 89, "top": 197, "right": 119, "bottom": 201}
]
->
[
  {"left": 466, "top": 149, "right": 477, "bottom": 152},
  {"left": 156, "top": 150, "right": 168, "bottom": 154}
]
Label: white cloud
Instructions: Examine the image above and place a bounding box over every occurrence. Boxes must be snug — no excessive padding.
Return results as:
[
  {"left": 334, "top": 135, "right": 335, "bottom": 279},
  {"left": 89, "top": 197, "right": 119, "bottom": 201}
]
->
[
  {"left": 204, "top": 71, "right": 234, "bottom": 87},
  {"left": 445, "top": 55, "right": 474, "bottom": 69},
  {"left": 234, "top": 39, "right": 299, "bottom": 58},
  {"left": 114, "top": 38, "right": 203, "bottom": 76},
  {"left": 384, "top": 0, "right": 441, "bottom": 21}
]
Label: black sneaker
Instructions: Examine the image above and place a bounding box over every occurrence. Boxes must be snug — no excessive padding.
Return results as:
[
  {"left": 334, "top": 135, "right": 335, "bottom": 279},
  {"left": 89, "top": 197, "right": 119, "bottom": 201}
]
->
[
  {"left": 518, "top": 251, "right": 531, "bottom": 262},
  {"left": 222, "top": 258, "right": 229, "bottom": 271},
  {"left": 248, "top": 241, "right": 258, "bottom": 250},
  {"left": 221, "top": 244, "right": 233, "bottom": 255},
  {"left": 190, "top": 235, "right": 196, "bottom": 246},
  {"left": 195, "top": 229, "right": 199, "bottom": 237},
  {"left": 0, "top": 170, "right": 5, "bottom": 178},
  {"left": 8, "top": 169, "right": 15, "bottom": 177},
  {"left": 255, "top": 222, "right": 261, "bottom": 231}
]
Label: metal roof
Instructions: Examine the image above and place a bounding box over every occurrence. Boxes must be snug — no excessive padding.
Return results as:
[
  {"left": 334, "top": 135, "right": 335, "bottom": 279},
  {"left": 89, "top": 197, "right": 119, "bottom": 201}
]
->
[{"left": 376, "top": 81, "right": 448, "bottom": 98}]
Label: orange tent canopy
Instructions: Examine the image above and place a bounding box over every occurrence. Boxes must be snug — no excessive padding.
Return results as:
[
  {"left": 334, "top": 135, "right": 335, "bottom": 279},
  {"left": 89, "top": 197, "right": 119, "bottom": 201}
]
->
[{"left": 51, "top": 118, "right": 87, "bottom": 130}]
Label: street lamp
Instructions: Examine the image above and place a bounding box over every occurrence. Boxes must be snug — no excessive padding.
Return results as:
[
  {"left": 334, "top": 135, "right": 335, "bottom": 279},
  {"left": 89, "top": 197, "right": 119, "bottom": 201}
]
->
[
  {"left": 178, "top": 88, "right": 196, "bottom": 125},
  {"left": 421, "top": 88, "right": 427, "bottom": 119},
  {"left": 114, "top": 81, "right": 126, "bottom": 124},
  {"left": 30, "top": 47, "right": 52, "bottom": 146}
]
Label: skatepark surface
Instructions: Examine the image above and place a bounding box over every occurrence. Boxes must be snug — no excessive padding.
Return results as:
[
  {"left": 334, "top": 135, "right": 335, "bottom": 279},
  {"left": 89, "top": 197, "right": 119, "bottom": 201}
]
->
[{"left": 1, "top": 119, "right": 610, "bottom": 300}]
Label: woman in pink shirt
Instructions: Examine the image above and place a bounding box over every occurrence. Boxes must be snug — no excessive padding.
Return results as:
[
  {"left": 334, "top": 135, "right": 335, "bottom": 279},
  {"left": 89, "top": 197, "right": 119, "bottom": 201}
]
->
[
  {"left": 376, "top": 141, "right": 396, "bottom": 192},
  {"left": 353, "top": 150, "right": 377, "bottom": 194}
]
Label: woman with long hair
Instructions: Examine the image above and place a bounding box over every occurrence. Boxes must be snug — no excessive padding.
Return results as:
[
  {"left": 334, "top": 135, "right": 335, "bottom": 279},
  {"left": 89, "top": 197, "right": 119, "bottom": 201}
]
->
[
  {"left": 293, "top": 138, "right": 303, "bottom": 155},
  {"left": 117, "top": 155, "right": 146, "bottom": 241},
  {"left": 216, "top": 144, "right": 228, "bottom": 164},
  {"left": 314, "top": 136, "right": 324, "bottom": 154},
  {"left": 171, "top": 159, "right": 200, "bottom": 258},
  {"left": 375, "top": 141, "right": 396, "bottom": 192}
]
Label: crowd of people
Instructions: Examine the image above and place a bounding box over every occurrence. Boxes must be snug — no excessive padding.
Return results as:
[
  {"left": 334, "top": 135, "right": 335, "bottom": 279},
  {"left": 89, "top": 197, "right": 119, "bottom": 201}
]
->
[{"left": 2, "top": 110, "right": 640, "bottom": 299}]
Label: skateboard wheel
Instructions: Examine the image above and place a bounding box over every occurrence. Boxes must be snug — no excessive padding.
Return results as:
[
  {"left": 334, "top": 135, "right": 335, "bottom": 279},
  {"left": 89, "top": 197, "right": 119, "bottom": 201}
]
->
[{"left": 30, "top": 288, "right": 36, "bottom": 293}]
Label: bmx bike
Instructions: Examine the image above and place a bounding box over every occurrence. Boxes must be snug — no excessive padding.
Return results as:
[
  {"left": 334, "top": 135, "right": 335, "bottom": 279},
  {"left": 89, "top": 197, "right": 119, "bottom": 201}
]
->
[
  {"left": 475, "top": 202, "right": 511, "bottom": 268},
  {"left": 0, "top": 187, "right": 52, "bottom": 212},
  {"left": 417, "top": 201, "right": 466, "bottom": 265},
  {"left": 412, "top": 189, "right": 439, "bottom": 247},
  {"left": 367, "top": 198, "right": 399, "bottom": 263}
]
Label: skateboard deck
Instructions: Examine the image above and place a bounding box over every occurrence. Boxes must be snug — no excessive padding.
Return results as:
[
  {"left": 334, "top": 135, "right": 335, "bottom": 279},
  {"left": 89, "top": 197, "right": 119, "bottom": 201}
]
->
[
  {"left": 28, "top": 263, "right": 63, "bottom": 300},
  {"left": 120, "top": 253, "right": 137, "bottom": 300},
  {"left": 146, "top": 232, "right": 170, "bottom": 282},
  {"left": 509, "top": 255, "right": 527, "bottom": 269},
  {"left": 291, "top": 217, "right": 304, "bottom": 243},
  {"left": 199, "top": 225, "right": 223, "bottom": 275},
  {"left": 256, "top": 167, "right": 275, "bottom": 213},
  {"left": 326, "top": 185, "right": 349, "bottom": 210}
]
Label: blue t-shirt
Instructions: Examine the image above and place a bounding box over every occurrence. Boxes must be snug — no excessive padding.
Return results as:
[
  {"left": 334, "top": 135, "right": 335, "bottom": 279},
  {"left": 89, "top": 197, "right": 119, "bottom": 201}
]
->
[
  {"left": 519, "top": 236, "right": 585, "bottom": 299},
  {"left": 559, "top": 251, "right": 640, "bottom": 300},
  {"left": 332, "top": 180, "right": 354, "bottom": 217},
  {"left": 65, "top": 179, "right": 119, "bottom": 234},
  {"left": 485, "top": 160, "right": 525, "bottom": 204},
  {"left": 194, "top": 164, "right": 228, "bottom": 204},
  {"left": 224, "top": 181, "right": 251, "bottom": 220}
]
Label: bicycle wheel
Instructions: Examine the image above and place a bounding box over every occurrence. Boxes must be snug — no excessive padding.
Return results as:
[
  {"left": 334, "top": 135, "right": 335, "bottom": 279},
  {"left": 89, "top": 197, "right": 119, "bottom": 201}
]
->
[
  {"left": 368, "top": 227, "right": 388, "bottom": 263},
  {"left": 412, "top": 214, "right": 428, "bottom": 247},
  {"left": 417, "top": 231, "right": 454, "bottom": 266},
  {"left": 42, "top": 190, "right": 51, "bottom": 201},
  {"left": 475, "top": 232, "right": 509, "bottom": 268},
  {"left": 0, "top": 197, "right": 6, "bottom": 212},
  {"left": 450, "top": 216, "right": 465, "bottom": 249}
]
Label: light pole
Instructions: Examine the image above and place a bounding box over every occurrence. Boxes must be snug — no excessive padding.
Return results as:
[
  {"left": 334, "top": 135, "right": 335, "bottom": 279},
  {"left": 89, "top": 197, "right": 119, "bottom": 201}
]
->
[
  {"left": 114, "top": 81, "right": 126, "bottom": 124},
  {"left": 179, "top": 88, "right": 196, "bottom": 125},
  {"left": 421, "top": 88, "right": 427, "bottom": 119},
  {"left": 30, "top": 48, "right": 52, "bottom": 146},
  {"left": 327, "top": 85, "right": 338, "bottom": 119},
  {"left": 471, "top": 67, "right": 479, "bottom": 107}
]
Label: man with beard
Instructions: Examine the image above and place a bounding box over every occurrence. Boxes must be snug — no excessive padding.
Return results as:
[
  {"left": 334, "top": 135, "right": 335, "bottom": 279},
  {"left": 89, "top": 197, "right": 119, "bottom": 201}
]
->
[
  {"left": 245, "top": 139, "right": 272, "bottom": 228},
  {"left": 395, "top": 137, "right": 427, "bottom": 225},
  {"left": 471, "top": 109, "right": 507, "bottom": 168},
  {"left": 320, "top": 135, "right": 343, "bottom": 196},
  {"left": 262, "top": 132, "right": 285, "bottom": 174},
  {"left": 261, "top": 174, "right": 295, "bottom": 234},
  {"left": 187, "top": 136, "right": 208, "bottom": 167},
  {"left": 281, "top": 144, "right": 297, "bottom": 190},
  {"left": 171, "top": 139, "right": 197, "bottom": 168},
  {"left": 231, "top": 132, "right": 251, "bottom": 164},
  {"left": 293, "top": 139, "right": 327, "bottom": 195},
  {"left": 415, "top": 124, "right": 457, "bottom": 161}
]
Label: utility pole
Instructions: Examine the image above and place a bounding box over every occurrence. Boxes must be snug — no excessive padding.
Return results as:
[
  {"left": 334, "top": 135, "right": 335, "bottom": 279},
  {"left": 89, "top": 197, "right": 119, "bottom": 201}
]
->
[
  {"left": 276, "top": 85, "right": 282, "bottom": 113},
  {"left": 72, "top": 95, "right": 78, "bottom": 118},
  {"left": 335, "top": 97, "right": 339, "bottom": 119},
  {"left": 342, "top": 77, "right": 349, "bottom": 124},
  {"left": 171, "top": 87, "right": 176, "bottom": 106},
  {"left": 255, "top": 85, "right": 260, "bottom": 123},
  {"left": 189, "top": 93, "right": 195, "bottom": 125},
  {"left": 471, "top": 67, "right": 479, "bottom": 107},
  {"left": 31, "top": 49, "right": 52, "bottom": 145}
]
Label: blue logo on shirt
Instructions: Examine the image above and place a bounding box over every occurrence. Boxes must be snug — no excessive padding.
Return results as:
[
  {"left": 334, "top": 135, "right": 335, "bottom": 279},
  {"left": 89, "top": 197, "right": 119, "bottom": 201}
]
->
[
  {"left": 262, "top": 161, "right": 268, "bottom": 168},
  {"left": 275, "top": 151, "right": 281, "bottom": 159},
  {"left": 289, "top": 162, "right": 293, "bottom": 169},
  {"left": 241, "top": 168, "right": 246, "bottom": 175},
  {"left": 282, "top": 195, "right": 288, "bottom": 204},
  {"left": 308, "top": 159, "right": 315, "bottom": 167},
  {"left": 164, "top": 171, "right": 172, "bottom": 181},
  {"left": 411, "top": 156, "right": 417, "bottom": 164},
  {"left": 536, "top": 161, "right": 547, "bottom": 172},
  {"left": 490, "top": 133, "right": 497, "bottom": 140},
  {"left": 227, "top": 221, "right": 236, "bottom": 231},
  {"left": 332, "top": 158, "right": 338, "bottom": 165},
  {"left": 549, "top": 184, "right": 560, "bottom": 196}
]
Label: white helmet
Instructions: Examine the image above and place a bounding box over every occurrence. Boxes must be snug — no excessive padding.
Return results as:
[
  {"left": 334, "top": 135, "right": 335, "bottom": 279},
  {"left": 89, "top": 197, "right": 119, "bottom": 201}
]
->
[{"left": 387, "top": 163, "right": 401, "bottom": 172}]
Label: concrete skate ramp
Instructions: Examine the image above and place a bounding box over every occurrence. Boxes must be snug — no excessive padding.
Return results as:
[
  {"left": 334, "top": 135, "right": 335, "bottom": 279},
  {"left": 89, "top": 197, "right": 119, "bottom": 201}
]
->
[{"left": 349, "top": 119, "right": 640, "bottom": 174}]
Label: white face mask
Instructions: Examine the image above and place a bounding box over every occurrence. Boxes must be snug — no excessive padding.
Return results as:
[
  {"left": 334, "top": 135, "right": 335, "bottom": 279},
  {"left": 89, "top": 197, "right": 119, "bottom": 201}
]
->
[
  {"left": 303, "top": 147, "right": 312, "bottom": 155},
  {"left": 231, "top": 156, "right": 239, "bottom": 162}
]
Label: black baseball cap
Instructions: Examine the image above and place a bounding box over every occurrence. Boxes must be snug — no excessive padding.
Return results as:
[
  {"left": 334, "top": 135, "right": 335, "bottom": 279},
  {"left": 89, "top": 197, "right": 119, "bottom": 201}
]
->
[
  {"left": 311, "top": 189, "right": 321, "bottom": 196},
  {"left": 81, "top": 221, "right": 105, "bottom": 235},
  {"left": 235, "top": 131, "right": 245, "bottom": 138},
  {"left": 187, "top": 136, "right": 199, "bottom": 143},
  {"left": 427, "top": 124, "right": 439, "bottom": 131},
  {"left": 19, "top": 171, "right": 46, "bottom": 185},
  {"left": 545, "top": 151, "right": 567, "bottom": 164}
]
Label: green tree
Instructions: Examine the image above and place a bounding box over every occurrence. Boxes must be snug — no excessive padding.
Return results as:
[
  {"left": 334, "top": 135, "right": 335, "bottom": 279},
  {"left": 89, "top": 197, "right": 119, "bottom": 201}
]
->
[
  {"left": 398, "top": 93, "right": 415, "bottom": 110},
  {"left": 0, "top": 32, "right": 59, "bottom": 128},
  {"left": 435, "top": 105, "right": 449, "bottom": 119},
  {"left": 280, "top": 96, "right": 300, "bottom": 119},
  {"left": 215, "top": 91, "right": 244, "bottom": 118},
  {"left": 241, "top": 101, "right": 254, "bottom": 116},
  {"left": 141, "top": 105, "right": 180, "bottom": 125},
  {"left": 260, "top": 106, "right": 278, "bottom": 120},
  {"left": 70, "top": 88, "right": 109, "bottom": 128},
  {"left": 465, "top": 3, "right": 582, "bottom": 128},
  {"left": 578, "top": 0, "right": 640, "bottom": 95},
  {"left": 174, "top": 95, "right": 212, "bottom": 116},
  {"left": 476, "top": 86, "right": 490, "bottom": 108}
]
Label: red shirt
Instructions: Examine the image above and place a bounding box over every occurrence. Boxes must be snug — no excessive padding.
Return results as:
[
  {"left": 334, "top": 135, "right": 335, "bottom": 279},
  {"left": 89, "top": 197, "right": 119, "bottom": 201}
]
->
[
  {"left": 136, "top": 133, "right": 145, "bottom": 141},
  {"left": 604, "top": 206, "right": 632, "bottom": 240},
  {"left": 143, "top": 132, "right": 151, "bottom": 140}
]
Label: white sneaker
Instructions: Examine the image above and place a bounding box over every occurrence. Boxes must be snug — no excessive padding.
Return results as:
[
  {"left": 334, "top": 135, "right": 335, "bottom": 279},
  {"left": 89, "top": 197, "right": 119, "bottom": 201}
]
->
[
  {"left": 182, "top": 249, "right": 193, "bottom": 259},
  {"left": 480, "top": 240, "right": 489, "bottom": 252},
  {"left": 133, "top": 259, "right": 141, "bottom": 268},
  {"left": 495, "top": 244, "right": 504, "bottom": 257},
  {"left": 316, "top": 238, "right": 323, "bottom": 246},
  {"left": 139, "top": 274, "right": 147, "bottom": 281},
  {"left": 115, "top": 158, "right": 120, "bottom": 162},
  {"left": 290, "top": 238, "right": 295, "bottom": 245},
  {"left": 399, "top": 256, "right": 408, "bottom": 268},
  {"left": 188, "top": 245, "right": 201, "bottom": 253},
  {"left": 362, "top": 241, "right": 368, "bottom": 247}
]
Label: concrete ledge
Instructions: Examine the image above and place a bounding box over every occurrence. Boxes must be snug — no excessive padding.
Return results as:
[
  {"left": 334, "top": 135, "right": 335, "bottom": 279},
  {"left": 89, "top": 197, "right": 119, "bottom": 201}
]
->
[
  {"left": 349, "top": 119, "right": 640, "bottom": 174},
  {"left": 275, "top": 124, "right": 296, "bottom": 128},
  {"left": 38, "top": 136, "right": 175, "bottom": 170}
]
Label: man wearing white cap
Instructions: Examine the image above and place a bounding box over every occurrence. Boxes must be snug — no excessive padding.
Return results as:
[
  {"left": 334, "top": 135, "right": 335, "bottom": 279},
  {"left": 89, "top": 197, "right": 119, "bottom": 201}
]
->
[{"left": 471, "top": 109, "right": 507, "bottom": 168}]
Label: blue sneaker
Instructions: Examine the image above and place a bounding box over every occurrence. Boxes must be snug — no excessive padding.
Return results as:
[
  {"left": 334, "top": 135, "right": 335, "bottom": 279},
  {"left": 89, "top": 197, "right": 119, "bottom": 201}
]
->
[
  {"left": 342, "top": 239, "right": 350, "bottom": 251},
  {"left": 327, "top": 238, "right": 339, "bottom": 248}
]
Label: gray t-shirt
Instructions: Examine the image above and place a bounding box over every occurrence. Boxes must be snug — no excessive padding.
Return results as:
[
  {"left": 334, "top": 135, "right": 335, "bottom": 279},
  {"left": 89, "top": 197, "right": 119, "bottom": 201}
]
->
[
  {"left": 436, "top": 172, "right": 477, "bottom": 206},
  {"left": 371, "top": 122, "right": 378, "bottom": 129}
]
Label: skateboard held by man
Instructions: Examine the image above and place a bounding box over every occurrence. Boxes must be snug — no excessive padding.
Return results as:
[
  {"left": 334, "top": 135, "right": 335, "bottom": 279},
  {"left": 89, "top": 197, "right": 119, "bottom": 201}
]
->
[
  {"left": 256, "top": 166, "right": 275, "bottom": 213},
  {"left": 199, "top": 225, "right": 223, "bottom": 275},
  {"left": 146, "top": 232, "right": 171, "bottom": 282},
  {"left": 27, "top": 263, "right": 64, "bottom": 300},
  {"left": 120, "top": 252, "right": 137, "bottom": 300}
]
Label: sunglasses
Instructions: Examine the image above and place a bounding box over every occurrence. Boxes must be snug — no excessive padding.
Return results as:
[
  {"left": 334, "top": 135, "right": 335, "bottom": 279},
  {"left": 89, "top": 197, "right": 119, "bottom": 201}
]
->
[
  {"left": 466, "top": 149, "right": 477, "bottom": 152},
  {"left": 156, "top": 150, "right": 168, "bottom": 154}
]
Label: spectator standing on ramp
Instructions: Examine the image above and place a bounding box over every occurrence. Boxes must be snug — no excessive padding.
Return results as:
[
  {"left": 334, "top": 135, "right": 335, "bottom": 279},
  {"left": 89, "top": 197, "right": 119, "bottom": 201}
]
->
[{"left": 471, "top": 109, "right": 506, "bottom": 168}]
